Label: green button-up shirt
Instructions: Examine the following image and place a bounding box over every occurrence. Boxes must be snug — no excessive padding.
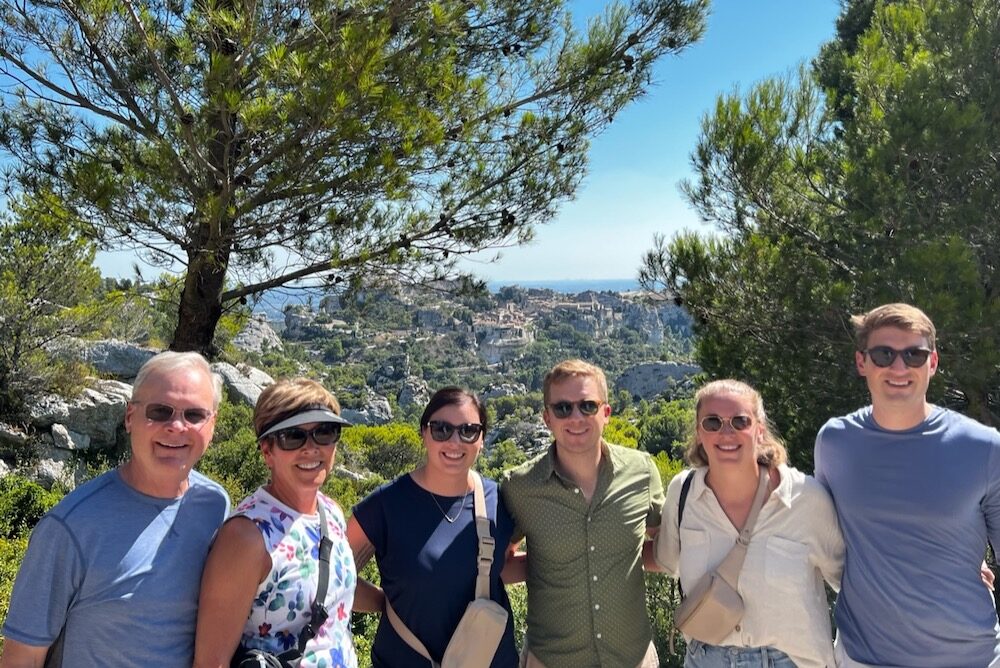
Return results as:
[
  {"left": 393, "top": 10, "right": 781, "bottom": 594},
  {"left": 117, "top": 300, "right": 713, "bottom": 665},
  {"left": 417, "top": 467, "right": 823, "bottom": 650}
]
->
[{"left": 501, "top": 441, "right": 665, "bottom": 668}]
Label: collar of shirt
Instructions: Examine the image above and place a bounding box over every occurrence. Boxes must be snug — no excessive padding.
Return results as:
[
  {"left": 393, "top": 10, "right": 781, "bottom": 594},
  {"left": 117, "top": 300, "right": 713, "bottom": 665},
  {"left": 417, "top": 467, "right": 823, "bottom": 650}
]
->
[{"left": 689, "top": 464, "right": 794, "bottom": 509}]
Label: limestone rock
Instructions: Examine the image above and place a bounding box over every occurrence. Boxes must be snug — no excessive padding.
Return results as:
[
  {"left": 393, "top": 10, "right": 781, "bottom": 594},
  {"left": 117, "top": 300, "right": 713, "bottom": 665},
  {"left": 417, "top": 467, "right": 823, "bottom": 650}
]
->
[
  {"left": 29, "top": 379, "right": 132, "bottom": 448},
  {"left": 342, "top": 389, "right": 392, "bottom": 425},
  {"left": 397, "top": 377, "right": 430, "bottom": 409},
  {"left": 212, "top": 362, "right": 275, "bottom": 407},
  {"left": 481, "top": 383, "right": 527, "bottom": 400},
  {"left": 233, "top": 314, "right": 284, "bottom": 354},
  {"left": 79, "top": 339, "right": 157, "bottom": 380},
  {"left": 0, "top": 423, "right": 30, "bottom": 449},
  {"left": 617, "top": 361, "right": 701, "bottom": 400},
  {"left": 51, "top": 423, "right": 92, "bottom": 451}
]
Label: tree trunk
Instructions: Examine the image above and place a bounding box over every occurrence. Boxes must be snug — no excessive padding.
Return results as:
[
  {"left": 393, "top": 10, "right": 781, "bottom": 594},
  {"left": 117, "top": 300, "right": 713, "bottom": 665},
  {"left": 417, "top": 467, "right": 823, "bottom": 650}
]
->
[{"left": 170, "top": 249, "right": 230, "bottom": 356}]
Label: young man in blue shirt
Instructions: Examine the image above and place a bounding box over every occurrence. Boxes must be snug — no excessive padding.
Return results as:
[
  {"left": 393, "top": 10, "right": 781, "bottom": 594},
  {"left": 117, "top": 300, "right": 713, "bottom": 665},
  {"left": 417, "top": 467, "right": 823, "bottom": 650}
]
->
[{"left": 815, "top": 303, "right": 1000, "bottom": 667}]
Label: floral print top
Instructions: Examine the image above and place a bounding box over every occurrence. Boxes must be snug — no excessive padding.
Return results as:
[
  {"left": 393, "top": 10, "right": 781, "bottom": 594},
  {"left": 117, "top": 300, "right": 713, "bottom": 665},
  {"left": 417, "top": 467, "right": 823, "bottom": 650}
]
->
[{"left": 234, "top": 487, "right": 357, "bottom": 668}]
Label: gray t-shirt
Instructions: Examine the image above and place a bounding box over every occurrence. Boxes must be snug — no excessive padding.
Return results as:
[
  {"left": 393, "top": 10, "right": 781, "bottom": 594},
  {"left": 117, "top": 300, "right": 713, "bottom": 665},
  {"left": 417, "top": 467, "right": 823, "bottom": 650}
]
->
[
  {"left": 815, "top": 406, "right": 1000, "bottom": 668},
  {"left": 2, "top": 468, "right": 229, "bottom": 667}
]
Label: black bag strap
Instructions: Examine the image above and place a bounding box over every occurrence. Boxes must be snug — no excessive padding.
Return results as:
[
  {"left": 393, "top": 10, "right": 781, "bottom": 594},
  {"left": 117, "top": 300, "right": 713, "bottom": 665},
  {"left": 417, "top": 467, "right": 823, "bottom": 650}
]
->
[
  {"left": 292, "top": 499, "right": 333, "bottom": 655},
  {"left": 676, "top": 469, "right": 695, "bottom": 599}
]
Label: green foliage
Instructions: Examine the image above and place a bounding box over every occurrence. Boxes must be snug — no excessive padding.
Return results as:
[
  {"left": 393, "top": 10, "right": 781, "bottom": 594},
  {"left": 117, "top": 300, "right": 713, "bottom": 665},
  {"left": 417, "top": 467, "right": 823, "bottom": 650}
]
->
[
  {"left": 0, "top": 195, "right": 108, "bottom": 417},
  {"left": 641, "top": 0, "right": 1000, "bottom": 467},
  {"left": 196, "top": 400, "right": 269, "bottom": 502},
  {"left": 639, "top": 400, "right": 692, "bottom": 458},
  {"left": 341, "top": 424, "right": 424, "bottom": 480},
  {"left": 478, "top": 439, "right": 528, "bottom": 481},
  {"left": 0, "top": 535, "right": 30, "bottom": 633},
  {"left": 0, "top": 0, "right": 709, "bottom": 353},
  {"left": 0, "top": 475, "right": 64, "bottom": 539},
  {"left": 604, "top": 415, "right": 639, "bottom": 448}
]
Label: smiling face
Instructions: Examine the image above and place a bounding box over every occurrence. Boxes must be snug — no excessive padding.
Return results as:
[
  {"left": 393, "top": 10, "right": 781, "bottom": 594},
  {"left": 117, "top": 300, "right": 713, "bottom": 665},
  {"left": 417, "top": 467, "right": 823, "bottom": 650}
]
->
[
  {"left": 123, "top": 366, "right": 217, "bottom": 498},
  {"left": 696, "top": 391, "right": 763, "bottom": 474},
  {"left": 856, "top": 325, "right": 938, "bottom": 427},
  {"left": 543, "top": 375, "right": 611, "bottom": 458},
  {"left": 262, "top": 421, "right": 337, "bottom": 500},
  {"left": 422, "top": 399, "right": 484, "bottom": 480}
]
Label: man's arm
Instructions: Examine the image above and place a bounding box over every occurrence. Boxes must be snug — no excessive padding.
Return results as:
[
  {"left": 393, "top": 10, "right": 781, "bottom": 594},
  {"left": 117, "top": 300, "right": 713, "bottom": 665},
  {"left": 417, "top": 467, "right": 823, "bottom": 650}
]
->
[
  {"left": 502, "top": 540, "right": 527, "bottom": 584},
  {"left": 0, "top": 639, "right": 49, "bottom": 668}
]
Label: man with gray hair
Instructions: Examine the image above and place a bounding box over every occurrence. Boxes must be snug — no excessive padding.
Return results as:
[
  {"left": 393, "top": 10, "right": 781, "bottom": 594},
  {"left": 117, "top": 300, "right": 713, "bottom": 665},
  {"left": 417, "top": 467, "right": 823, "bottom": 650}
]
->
[{"left": 1, "top": 351, "right": 230, "bottom": 668}]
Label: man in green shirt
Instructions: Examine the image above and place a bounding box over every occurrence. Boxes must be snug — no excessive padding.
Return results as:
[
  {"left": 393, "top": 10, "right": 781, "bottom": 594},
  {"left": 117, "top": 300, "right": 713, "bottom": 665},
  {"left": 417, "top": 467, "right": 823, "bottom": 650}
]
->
[{"left": 502, "top": 359, "right": 665, "bottom": 668}]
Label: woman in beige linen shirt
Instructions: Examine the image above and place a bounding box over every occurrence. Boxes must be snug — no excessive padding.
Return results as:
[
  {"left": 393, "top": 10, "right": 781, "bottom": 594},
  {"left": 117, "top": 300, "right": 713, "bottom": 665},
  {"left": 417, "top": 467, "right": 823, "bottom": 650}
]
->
[{"left": 654, "top": 379, "right": 843, "bottom": 667}]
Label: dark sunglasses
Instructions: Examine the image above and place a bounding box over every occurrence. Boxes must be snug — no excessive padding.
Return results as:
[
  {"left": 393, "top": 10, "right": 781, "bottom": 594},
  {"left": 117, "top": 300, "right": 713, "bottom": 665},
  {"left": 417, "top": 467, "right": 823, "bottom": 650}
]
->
[
  {"left": 863, "top": 346, "right": 932, "bottom": 368},
  {"left": 271, "top": 423, "right": 342, "bottom": 451},
  {"left": 700, "top": 415, "right": 754, "bottom": 432},
  {"left": 547, "top": 400, "right": 603, "bottom": 419},
  {"left": 135, "top": 401, "right": 214, "bottom": 426},
  {"left": 427, "top": 421, "right": 484, "bottom": 444}
]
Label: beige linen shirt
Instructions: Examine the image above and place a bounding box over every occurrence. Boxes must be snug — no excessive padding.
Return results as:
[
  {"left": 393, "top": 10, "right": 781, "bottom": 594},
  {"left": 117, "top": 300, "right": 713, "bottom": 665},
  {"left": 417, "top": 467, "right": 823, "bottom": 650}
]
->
[{"left": 655, "top": 464, "right": 843, "bottom": 668}]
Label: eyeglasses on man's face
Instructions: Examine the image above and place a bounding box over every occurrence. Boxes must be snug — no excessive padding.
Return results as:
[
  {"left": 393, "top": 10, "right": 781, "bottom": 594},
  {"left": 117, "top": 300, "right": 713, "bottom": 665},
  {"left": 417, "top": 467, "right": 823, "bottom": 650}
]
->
[
  {"left": 863, "top": 346, "right": 932, "bottom": 368},
  {"left": 133, "top": 401, "right": 214, "bottom": 427},
  {"left": 546, "top": 400, "right": 604, "bottom": 419}
]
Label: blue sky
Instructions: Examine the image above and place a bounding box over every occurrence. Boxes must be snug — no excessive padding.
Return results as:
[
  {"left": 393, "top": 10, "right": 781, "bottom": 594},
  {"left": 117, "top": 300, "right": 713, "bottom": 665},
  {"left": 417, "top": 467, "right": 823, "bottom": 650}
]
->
[
  {"left": 461, "top": 0, "right": 842, "bottom": 282},
  {"left": 97, "top": 0, "right": 842, "bottom": 283}
]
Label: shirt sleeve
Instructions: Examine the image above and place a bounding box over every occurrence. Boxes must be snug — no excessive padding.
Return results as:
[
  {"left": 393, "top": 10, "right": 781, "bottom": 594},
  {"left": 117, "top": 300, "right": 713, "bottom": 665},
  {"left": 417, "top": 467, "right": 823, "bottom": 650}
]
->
[
  {"left": 351, "top": 484, "right": 388, "bottom": 556},
  {"left": 982, "top": 431, "right": 1000, "bottom": 553},
  {"left": 645, "top": 454, "right": 665, "bottom": 528},
  {"left": 653, "top": 471, "right": 689, "bottom": 576},
  {"left": 813, "top": 424, "right": 830, "bottom": 490},
  {"left": 807, "top": 478, "right": 845, "bottom": 592},
  {"left": 1, "top": 515, "right": 84, "bottom": 647},
  {"left": 499, "top": 474, "right": 525, "bottom": 545}
]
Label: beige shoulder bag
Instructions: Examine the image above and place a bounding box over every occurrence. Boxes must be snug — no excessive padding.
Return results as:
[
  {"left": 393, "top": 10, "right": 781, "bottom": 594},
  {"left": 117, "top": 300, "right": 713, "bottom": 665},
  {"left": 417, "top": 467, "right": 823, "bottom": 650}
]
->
[
  {"left": 386, "top": 471, "right": 509, "bottom": 668},
  {"left": 672, "top": 465, "right": 771, "bottom": 646}
]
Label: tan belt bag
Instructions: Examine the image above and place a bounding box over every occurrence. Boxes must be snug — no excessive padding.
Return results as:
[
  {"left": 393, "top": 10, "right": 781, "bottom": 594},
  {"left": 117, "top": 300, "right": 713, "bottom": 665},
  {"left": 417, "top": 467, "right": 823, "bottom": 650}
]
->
[
  {"left": 673, "top": 465, "right": 770, "bottom": 645},
  {"left": 386, "top": 471, "right": 508, "bottom": 668}
]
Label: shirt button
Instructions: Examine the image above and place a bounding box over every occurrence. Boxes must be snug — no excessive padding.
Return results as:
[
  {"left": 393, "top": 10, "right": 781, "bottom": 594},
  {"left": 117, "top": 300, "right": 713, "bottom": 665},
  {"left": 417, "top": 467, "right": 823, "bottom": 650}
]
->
[
  {"left": 590, "top": 545, "right": 595, "bottom": 551},
  {"left": 592, "top": 575, "right": 598, "bottom": 581},
  {"left": 735, "top": 624, "right": 741, "bottom": 632},
  {"left": 596, "top": 633, "right": 602, "bottom": 639},
  {"left": 574, "top": 488, "right": 580, "bottom": 494},
  {"left": 594, "top": 604, "right": 600, "bottom": 610}
]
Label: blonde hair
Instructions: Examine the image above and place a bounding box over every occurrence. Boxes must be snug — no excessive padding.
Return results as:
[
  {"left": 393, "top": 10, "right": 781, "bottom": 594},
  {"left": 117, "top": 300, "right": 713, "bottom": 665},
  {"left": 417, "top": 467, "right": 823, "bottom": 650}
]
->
[
  {"left": 851, "top": 303, "right": 936, "bottom": 351},
  {"left": 685, "top": 379, "right": 787, "bottom": 468},
  {"left": 543, "top": 359, "right": 609, "bottom": 404},
  {"left": 253, "top": 378, "right": 342, "bottom": 438}
]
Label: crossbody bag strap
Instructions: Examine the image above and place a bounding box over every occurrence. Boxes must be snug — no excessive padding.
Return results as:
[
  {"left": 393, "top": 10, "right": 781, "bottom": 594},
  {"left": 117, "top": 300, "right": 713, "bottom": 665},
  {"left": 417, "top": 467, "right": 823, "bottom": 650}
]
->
[
  {"left": 295, "top": 499, "right": 333, "bottom": 656},
  {"left": 715, "top": 465, "right": 771, "bottom": 587},
  {"left": 471, "top": 471, "right": 494, "bottom": 601},
  {"left": 386, "top": 599, "right": 440, "bottom": 667},
  {"left": 675, "top": 469, "right": 696, "bottom": 599}
]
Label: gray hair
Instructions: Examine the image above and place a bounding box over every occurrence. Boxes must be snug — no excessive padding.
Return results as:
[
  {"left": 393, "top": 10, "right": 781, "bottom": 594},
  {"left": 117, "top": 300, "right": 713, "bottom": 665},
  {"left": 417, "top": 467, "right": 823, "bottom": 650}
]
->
[{"left": 132, "top": 351, "right": 224, "bottom": 408}]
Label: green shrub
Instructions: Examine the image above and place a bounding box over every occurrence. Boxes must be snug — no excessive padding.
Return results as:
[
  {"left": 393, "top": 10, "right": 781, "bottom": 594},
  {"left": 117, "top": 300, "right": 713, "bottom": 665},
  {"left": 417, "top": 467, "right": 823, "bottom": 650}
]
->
[
  {"left": 0, "top": 475, "right": 64, "bottom": 539},
  {"left": 0, "top": 535, "right": 30, "bottom": 636},
  {"left": 196, "top": 400, "right": 268, "bottom": 502}
]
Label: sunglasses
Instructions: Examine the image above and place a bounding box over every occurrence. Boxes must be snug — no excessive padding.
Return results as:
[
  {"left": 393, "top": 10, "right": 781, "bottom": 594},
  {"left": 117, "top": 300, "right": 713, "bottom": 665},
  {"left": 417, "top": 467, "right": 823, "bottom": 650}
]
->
[
  {"left": 271, "top": 423, "right": 342, "bottom": 451},
  {"left": 863, "top": 346, "right": 932, "bottom": 368},
  {"left": 427, "top": 421, "right": 484, "bottom": 444},
  {"left": 547, "top": 400, "right": 604, "bottom": 419},
  {"left": 135, "top": 401, "right": 214, "bottom": 426},
  {"left": 700, "top": 415, "right": 754, "bottom": 432}
]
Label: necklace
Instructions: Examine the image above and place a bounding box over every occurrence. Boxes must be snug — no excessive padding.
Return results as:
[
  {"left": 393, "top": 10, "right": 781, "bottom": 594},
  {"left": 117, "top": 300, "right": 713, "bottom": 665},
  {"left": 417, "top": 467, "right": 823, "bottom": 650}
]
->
[{"left": 428, "top": 486, "right": 471, "bottom": 523}]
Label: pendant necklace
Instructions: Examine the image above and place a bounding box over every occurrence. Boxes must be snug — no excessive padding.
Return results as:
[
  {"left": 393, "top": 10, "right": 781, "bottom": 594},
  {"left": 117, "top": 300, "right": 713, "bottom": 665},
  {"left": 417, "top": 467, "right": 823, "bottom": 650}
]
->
[{"left": 428, "top": 486, "right": 471, "bottom": 523}]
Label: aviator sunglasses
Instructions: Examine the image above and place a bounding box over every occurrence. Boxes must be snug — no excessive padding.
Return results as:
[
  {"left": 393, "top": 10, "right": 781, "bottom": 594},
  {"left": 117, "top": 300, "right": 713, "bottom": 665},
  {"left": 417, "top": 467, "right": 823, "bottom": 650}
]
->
[
  {"left": 547, "top": 400, "right": 603, "bottom": 419},
  {"left": 863, "top": 346, "right": 932, "bottom": 368},
  {"left": 700, "top": 415, "right": 754, "bottom": 432},
  {"left": 427, "top": 420, "right": 484, "bottom": 444},
  {"left": 133, "top": 401, "right": 214, "bottom": 426},
  {"left": 271, "top": 423, "right": 342, "bottom": 451}
]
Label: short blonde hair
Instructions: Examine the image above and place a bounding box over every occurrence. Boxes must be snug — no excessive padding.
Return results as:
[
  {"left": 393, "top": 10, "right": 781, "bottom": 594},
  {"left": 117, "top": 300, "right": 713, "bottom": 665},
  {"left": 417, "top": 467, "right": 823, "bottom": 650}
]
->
[
  {"left": 253, "top": 378, "right": 342, "bottom": 438},
  {"left": 685, "top": 379, "right": 787, "bottom": 468},
  {"left": 543, "top": 359, "right": 609, "bottom": 404},
  {"left": 851, "top": 303, "right": 936, "bottom": 351}
]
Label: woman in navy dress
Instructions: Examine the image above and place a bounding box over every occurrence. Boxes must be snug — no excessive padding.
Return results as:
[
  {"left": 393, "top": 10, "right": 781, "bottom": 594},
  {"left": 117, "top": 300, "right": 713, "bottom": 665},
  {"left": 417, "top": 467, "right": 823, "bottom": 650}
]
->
[{"left": 347, "top": 387, "right": 518, "bottom": 667}]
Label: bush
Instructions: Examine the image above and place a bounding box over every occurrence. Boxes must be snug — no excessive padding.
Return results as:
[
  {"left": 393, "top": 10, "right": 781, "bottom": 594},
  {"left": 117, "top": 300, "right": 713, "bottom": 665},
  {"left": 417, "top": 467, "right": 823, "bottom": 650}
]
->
[
  {"left": 0, "top": 535, "right": 30, "bottom": 636},
  {"left": 196, "top": 400, "right": 268, "bottom": 503},
  {"left": 0, "top": 475, "right": 64, "bottom": 539},
  {"left": 341, "top": 424, "right": 424, "bottom": 480}
]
